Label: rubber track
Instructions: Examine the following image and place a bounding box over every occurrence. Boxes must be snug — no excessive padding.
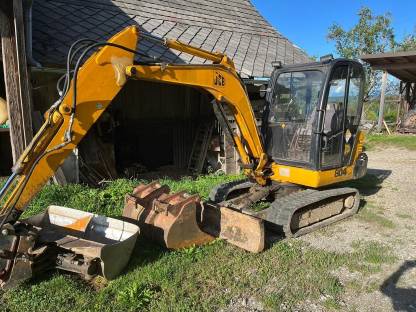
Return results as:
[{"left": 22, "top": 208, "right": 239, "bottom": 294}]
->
[
  {"left": 209, "top": 181, "right": 360, "bottom": 239},
  {"left": 250, "top": 187, "right": 360, "bottom": 238},
  {"left": 208, "top": 179, "right": 254, "bottom": 203}
]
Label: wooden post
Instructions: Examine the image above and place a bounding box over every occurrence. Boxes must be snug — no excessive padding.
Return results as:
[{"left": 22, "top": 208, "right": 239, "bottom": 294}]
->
[
  {"left": 397, "top": 81, "right": 403, "bottom": 128},
  {"left": 377, "top": 71, "right": 388, "bottom": 133},
  {"left": 223, "top": 124, "right": 240, "bottom": 174},
  {"left": 0, "top": 0, "right": 33, "bottom": 162}
]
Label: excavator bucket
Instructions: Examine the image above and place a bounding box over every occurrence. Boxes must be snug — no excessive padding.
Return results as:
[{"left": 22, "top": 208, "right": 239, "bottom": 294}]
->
[
  {"left": 0, "top": 206, "right": 139, "bottom": 289},
  {"left": 123, "top": 182, "right": 214, "bottom": 249}
]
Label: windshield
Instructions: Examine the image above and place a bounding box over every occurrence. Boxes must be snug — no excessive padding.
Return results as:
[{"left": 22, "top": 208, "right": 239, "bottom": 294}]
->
[
  {"left": 270, "top": 70, "right": 324, "bottom": 123},
  {"left": 265, "top": 70, "right": 324, "bottom": 164}
]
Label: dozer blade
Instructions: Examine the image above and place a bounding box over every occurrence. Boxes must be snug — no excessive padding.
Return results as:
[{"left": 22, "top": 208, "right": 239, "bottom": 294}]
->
[
  {"left": 0, "top": 206, "right": 139, "bottom": 289},
  {"left": 201, "top": 203, "right": 265, "bottom": 253},
  {"left": 123, "top": 182, "right": 214, "bottom": 249}
]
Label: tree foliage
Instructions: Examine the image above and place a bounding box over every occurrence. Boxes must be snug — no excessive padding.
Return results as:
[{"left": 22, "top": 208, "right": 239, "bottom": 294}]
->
[
  {"left": 398, "top": 33, "right": 416, "bottom": 51},
  {"left": 327, "top": 7, "right": 396, "bottom": 101}
]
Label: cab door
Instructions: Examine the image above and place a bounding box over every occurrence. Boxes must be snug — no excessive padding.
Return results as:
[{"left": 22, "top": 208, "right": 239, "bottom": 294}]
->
[{"left": 320, "top": 63, "right": 364, "bottom": 169}]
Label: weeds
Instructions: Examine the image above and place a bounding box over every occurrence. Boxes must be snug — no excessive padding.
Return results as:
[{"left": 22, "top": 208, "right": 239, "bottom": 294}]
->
[
  {"left": 351, "top": 241, "right": 396, "bottom": 265},
  {"left": 250, "top": 201, "right": 270, "bottom": 211},
  {"left": 22, "top": 173, "right": 243, "bottom": 219},
  {"left": 116, "top": 282, "right": 158, "bottom": 311},
  {"left": 323, "top": 297, "right": 341, "bottom": 310}
]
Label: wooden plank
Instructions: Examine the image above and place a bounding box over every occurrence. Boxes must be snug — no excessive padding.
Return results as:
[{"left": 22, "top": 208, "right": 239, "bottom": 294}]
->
[
  {"left": 383, "top": 119, "right": 392, "bottom": 135},
  {"left": 12, "top": 0, "right": 34, "bottom": 142},
  {"left": 0, "top": 0, "right": 33, "bottom": 162}
]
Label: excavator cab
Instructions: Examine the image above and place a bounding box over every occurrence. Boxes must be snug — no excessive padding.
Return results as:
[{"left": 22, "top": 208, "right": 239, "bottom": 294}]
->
[{"left": 263, "top": 57, "right": 366, "bottom": 175}]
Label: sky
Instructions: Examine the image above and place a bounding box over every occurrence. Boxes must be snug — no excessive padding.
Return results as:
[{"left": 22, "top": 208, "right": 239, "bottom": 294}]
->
[{"left": 251, "top": 0, "right": 416, "bottom": 57}]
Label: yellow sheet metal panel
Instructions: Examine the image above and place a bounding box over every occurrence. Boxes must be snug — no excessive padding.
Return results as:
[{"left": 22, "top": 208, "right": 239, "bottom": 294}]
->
[
  {"left": 269, "top": 164, "right": 355, "bottom": 188},
  {"left": 269, "top": 131, "right": 365, "bottom": 188}
]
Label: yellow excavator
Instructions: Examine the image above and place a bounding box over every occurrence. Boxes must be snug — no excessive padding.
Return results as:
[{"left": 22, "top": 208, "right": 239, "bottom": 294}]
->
[{"left": 0, "top": 26, "right": 367, "bottom": 288}]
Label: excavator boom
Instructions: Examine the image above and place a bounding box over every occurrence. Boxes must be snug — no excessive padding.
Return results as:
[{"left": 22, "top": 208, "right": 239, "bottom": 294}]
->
[
  {"left": 0, "top": 26, "right": 270, "bottom": 288},
  {"left": 0, "top": 27, "right": 268, "bottom": 224},
  {"left": 0, "top": 26, "right": 139, "bottom": 222}
]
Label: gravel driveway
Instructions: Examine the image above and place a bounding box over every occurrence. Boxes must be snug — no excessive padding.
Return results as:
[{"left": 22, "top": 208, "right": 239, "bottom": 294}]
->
[{"left": 302, "top": 147, "right": 416, "bottom": 312}]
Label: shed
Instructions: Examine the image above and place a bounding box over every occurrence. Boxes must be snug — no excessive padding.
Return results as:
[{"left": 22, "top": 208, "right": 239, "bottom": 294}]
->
[
  {"left": 1, "top": 0, "right": 310, "bottom": 182},
  {"left": 361, "top": 51, "right": 416, "bottom": 132}
]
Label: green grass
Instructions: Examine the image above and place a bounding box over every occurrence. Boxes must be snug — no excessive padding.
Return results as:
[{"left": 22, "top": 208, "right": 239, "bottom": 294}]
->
[
  {"left": 0, "top": 174, "right": 398, "bottom": 311},
  {"left": 359, "top": 210, "right": 395, "bottom": 229},
  {"left": 396, "top": 213, "right": 412, "bottom": 219},
  {"left": 21, "top": 173, "right": 243, "bottom": 219},
  {"left": 346, "top": 280, "right": 379, "bottom": 294},
  {"left": 365, "top": 134, "right": 416, "bottom": 151},
  {"left": 1, "top": 238, "right": 396, "bottom": 312},
  {"left": 357, "top": 201, "right": 395, "bottom": 229},
  {"left": 350, "top": 241, "right": 396, "bottom": 268},
  {"left": 323, "top": 297, "right": 341, "bottom": 310}
]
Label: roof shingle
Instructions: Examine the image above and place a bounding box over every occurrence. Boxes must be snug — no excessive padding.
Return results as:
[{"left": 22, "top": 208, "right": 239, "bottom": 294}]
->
[{"left": 32, "top": 0, "right": 310, "bottom": 77}]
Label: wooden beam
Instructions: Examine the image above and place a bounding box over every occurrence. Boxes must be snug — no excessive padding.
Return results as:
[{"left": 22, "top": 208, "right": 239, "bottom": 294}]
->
[
  {"left": 0, "top": 0, "right": 34, "bottom": 162},
  {"left": 361, "top": 50, "right": 416, "bottom": 61},
  {"left": 371, "top": 63, "right": 416, "bottom": 71}
]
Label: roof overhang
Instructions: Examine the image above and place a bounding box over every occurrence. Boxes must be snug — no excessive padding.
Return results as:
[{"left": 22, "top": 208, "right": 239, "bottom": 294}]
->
[{"left": 361, "top": 51, "right": 416, "bottom": 82}]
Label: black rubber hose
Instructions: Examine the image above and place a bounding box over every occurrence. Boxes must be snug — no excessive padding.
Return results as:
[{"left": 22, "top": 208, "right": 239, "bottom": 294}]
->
[
  {"left": 67, "top": 41, "right": 144, "bottom": 139},
  {"left": 2, "top": 39, "right": 159, "bottom": 224}
]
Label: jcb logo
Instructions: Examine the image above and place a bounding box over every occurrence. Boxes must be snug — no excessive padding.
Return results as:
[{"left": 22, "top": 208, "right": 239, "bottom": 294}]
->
[
  {"left": 214, "top": 72, "right": 225, "bottom": 86},
  {"left": 335, "top": 168, "right": 347, "bottom": 177}
]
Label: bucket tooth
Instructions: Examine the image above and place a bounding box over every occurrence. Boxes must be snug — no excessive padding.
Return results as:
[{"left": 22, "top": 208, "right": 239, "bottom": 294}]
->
[
  {"left": 123, "top": 182, "right": 214, "bottom": 249},
  {"left": 124, "top": 181, "right": 170, "bottom": 224}
]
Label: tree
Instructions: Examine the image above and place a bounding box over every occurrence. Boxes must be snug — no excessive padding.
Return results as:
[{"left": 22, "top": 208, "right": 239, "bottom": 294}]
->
[
  {"left": 327, "top": 7, "right": 396, "bottom": 101},
  {"left": 398, "top": 33, "right": 416, "bottom": 51}
]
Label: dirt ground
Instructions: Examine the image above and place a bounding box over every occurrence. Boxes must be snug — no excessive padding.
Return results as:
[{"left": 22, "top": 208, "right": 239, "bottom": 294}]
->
[{"left": 301, "top": 147, "right": 416, "bottom": 312}]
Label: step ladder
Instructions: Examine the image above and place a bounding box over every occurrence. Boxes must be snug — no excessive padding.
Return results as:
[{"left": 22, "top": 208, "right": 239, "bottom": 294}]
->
[{"left": 188, "top": 120, "right": 215, "bottom": 174}]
